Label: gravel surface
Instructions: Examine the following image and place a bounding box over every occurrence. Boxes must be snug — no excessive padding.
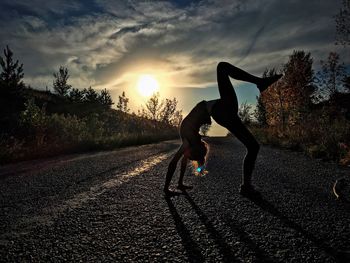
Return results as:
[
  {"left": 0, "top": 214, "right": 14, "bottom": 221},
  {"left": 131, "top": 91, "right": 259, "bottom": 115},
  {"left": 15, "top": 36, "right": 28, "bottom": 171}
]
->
[{"left": 1, "top": 137, "right": 350, "bottom": 262}]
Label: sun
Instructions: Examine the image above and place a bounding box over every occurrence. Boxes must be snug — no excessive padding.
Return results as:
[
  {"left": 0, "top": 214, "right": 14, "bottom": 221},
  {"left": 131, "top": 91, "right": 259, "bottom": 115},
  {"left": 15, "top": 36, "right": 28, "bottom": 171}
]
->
[{"left": 137, "top": 74, "right": 159, "bottom": 97}]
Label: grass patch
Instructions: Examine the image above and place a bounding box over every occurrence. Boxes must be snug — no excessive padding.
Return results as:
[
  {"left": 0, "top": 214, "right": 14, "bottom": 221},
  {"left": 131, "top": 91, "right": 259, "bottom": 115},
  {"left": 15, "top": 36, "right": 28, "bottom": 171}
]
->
[
  {"left": 250, "top": 116, "right": 350, "bottom": 165},
  {"left": 0, "top": 132, "right": 178, "bottom": 164}
]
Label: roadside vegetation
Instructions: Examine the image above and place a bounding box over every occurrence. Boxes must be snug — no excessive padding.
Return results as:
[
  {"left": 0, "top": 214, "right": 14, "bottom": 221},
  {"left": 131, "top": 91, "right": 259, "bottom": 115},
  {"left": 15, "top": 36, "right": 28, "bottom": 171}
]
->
[
  {"left": 0, "top": 46, "right": 182, "bottom": 164},
  {"left": 235, "top": 49, "right": 350, "bottom": 166}
]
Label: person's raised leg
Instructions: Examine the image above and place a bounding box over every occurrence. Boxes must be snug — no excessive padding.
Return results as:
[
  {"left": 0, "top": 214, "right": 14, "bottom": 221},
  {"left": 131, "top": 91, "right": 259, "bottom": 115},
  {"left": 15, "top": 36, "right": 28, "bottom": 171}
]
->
[
  {"left": 217, "top": 62, "right": 282, "bottom": 94},
  {"left": 216, "top": 62, "right": 239, "bottom": 111},
  {"left": 218, "top": 62, "right": 261, "bottom": 86}
]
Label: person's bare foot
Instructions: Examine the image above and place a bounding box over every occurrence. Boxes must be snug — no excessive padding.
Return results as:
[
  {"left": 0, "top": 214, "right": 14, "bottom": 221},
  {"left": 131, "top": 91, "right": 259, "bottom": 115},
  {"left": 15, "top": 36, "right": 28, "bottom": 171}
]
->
[
  {"left": 239, "top": 184, "right": 261, "bottom": 199},
  {"left": 257, "top": 74, "right": 283, "bottom": 93},
  {"left": 177, "top": 184, "right": 193, "bottom": 191}
]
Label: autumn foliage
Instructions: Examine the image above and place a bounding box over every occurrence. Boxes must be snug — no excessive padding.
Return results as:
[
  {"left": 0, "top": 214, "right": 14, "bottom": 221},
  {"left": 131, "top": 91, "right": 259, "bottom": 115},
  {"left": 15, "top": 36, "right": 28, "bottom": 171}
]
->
[{"left": 254, "top": 50, "right": 350, "bottom": 165}]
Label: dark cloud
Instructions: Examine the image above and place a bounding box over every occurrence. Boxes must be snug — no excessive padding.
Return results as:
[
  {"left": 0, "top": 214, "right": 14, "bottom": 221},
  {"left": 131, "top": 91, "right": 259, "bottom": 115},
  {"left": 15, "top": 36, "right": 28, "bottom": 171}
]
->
[{"left": 0, "top": 0, "right": 348, "bottom": 107}]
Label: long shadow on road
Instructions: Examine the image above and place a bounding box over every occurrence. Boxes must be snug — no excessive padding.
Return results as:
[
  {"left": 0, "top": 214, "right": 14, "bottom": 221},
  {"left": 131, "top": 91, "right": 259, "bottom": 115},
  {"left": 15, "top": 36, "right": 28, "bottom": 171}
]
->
[
  {"left": 166, "top": 192, "right": 271, "bottom": 262},
  {"left": 220, "top": 211, "right": 276, "bottom": 262},
  {"left": 249, "top": 196, "right": 350, "bottom": 263},
  {"left": 165, "top": 191, "right": 348, "bottom": 263},
  {"left": 184, "top": 192, "right": 278, "bottom": 262},
  {"left": 165, "top": 193, "right": 239, "bottom": 262},
  {"left": 182, "top": 193, "right": 237, "bottom": 263},
  {"left": 165, "top": 195, "right": 205, "bottom": 263}
]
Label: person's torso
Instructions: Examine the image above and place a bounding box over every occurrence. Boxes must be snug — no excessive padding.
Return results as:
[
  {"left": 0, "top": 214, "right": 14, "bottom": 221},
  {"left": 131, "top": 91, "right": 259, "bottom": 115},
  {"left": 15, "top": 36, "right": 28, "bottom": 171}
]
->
[{"left": 180, "top": 100, "right": 212, "bottom": 144}]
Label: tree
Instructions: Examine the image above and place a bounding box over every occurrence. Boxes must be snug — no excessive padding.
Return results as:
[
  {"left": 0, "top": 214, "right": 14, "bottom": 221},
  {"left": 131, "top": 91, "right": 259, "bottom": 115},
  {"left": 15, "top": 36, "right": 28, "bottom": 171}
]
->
[
  {"left": 98, "top": 88, "right": 113, "bottom": 108},
  {"left": 144, "top": 92, "right": 163, "bottom": 121},
  {"left": 335, "top": 0, "right": 350, "bottom": 45},
  {"left": 318, "top": 52, "right": 346, "bottom": 100},
  {"left": 262, "top": 51, "right": 314, "bottom": 128},
  {"left": 160, "top": 98, "right": 178, "bottom": 124},
  {"left": 171, "top": 110, "right": 183, "bottom": 127},
  {"left": 0, "top": 45, "right": 24, "bottom": 94},
  {"left": 238, "top": 101, "right": 252, "bottom": 125},
  {"left": 116, "top": 91, "right": 130, "bottom": 113},
  {"left": 20, "top": 99, "right": 48, "bottom": 146},
  {"left": 69, "top": 88, "right": 84, "bottom": 102},
  {"left": 53, "top": 66, "right": 72, "bottom": 97},
  {"left": 255, "top": 95, "right": 267, "bottom": 127},
  {"left": 83, "top": 86, "right": 98, "bottom": 103},
  {"left": 345, "top": 75, "right": 350, "bottom": 92},
  {"left": 282, "top": 50, "right": 315, "bottom": 113},
  {"left": 200, "top": 123, "right": 211, "bottom": 136},
  {"left": 260, "top": 68, "right": 287, "bottom": 128},
  {"left": 140, "top": 93, "right": 183, "bottom": 127}
]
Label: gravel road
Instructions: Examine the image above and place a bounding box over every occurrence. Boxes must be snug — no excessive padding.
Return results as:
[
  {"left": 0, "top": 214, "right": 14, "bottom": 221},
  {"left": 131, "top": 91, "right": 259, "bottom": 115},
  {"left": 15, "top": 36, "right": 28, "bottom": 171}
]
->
[{"left": 1, "top": 137, "right": 350, "bottom": 262}]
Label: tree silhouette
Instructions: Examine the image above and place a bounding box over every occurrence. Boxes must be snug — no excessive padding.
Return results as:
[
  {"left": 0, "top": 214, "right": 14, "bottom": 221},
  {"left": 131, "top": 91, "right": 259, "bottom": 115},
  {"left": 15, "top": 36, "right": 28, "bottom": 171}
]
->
[
  {"left": 144, "top": 92, "right": 163, "bottom": 121},
  {"left": 160, "top": 98, "right": 178, "bottom": 124},
  {"left": 69, "top": 88, "right": 84, "bottom": 102},
  {"left": 238, "top": 102, "right": 252, "bottom": 125},
  {"left": 345, "top": 76, "right": 350, "bottom": 92},
  {"left": 140, "top": 93, "right": 182, "bottom": 128},
  {"left": 83, "top": 86, "right": 98, "bottom": 103},
  {"left": 53, "top": 66, "right": 72, "bottom": 97},
  {"left": 335, "top": 0, "right": 350, "bottom": 45},
  {"left": 116, "top": 91, "right": 130, "bottom": 113},
  {"left": 171, "top": 109, "right": 183, "bottom": 127},
  {"left": 260, "top": 68, "right": 286, "bottom": 128},
  {"left": 98, "top": 88, "right": 113, "bottom": 108},
  {"left": 262, "top": 51, "right": 314, "bottom": 128},
  {"left": 318, "top": 52, "right": 346, "bottom": 101},
  {"left": 255, "top": 95, "right": 267, "bottom": 127},
  {"left": 282, "top": 50, "right": 315, "bottom": 122},
  {"left": 0, "top": 45, "right": 26, "bottom": 129},
  {"left": 0, "top": 45, "right": 24, "bottom": 94}
]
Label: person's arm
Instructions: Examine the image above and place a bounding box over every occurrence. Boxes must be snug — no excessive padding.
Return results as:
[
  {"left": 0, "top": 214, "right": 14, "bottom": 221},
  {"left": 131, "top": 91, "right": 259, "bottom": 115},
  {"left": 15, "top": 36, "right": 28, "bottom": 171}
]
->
[
  {"left": 178, "top": 156, "right": 188, "bottom": 186},
  {"left": 164, "top": 141, "right": 189, "bottom": 192}
]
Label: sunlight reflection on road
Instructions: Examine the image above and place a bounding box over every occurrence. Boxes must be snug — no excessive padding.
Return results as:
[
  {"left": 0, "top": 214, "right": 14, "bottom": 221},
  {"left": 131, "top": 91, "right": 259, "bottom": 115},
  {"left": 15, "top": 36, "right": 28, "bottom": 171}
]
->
[
  {"left": 65, "top": 151, "right": 174, "bottom": 209},
  {"left": 1, "top": 150, "right": 177, "bottom": 238}
]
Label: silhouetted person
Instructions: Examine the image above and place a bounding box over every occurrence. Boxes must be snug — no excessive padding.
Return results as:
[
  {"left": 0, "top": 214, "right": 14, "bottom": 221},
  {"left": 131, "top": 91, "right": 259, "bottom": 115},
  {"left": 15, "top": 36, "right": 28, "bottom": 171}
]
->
[{"left": 164, "top": 62, "right": 282, "bottom": 197}]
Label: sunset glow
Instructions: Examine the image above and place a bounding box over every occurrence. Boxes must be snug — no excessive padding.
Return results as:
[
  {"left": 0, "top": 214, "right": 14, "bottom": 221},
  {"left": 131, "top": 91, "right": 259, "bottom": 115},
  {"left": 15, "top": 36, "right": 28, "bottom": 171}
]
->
[
  {"left": 137, "top": 75, "right": 159, "bottom": 97},
  {"left": 1, "top": 0, "right": 347, "bottom": 136}
]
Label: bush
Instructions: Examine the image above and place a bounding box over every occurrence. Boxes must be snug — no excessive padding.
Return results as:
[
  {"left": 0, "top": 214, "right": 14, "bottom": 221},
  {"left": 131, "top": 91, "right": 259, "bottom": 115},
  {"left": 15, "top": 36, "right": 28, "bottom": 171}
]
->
[
  {"left": 251, "top": 112, "right": 350, "bottom": 164},
  {"left": 1, "top": 99, "right": 178, "bottom": 163},
  {"left": 48, "top": 113, "right": 88, "bottom": 143},
  {"left": 0, "top": 135, "right": 24, "bottom": 163},
  {"left": 20, "top": 99, "right": 48, "bottom": 146}
]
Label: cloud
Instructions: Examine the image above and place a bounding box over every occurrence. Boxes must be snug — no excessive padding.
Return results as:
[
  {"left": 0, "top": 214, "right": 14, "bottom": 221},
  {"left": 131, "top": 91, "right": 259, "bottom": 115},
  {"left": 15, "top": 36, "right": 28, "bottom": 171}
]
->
[
  {"left": 0, "top": 0, "right": 348, "bottom": 110},
  {"left": 0, "top": 0, "right": 83, "bottom": 17}
]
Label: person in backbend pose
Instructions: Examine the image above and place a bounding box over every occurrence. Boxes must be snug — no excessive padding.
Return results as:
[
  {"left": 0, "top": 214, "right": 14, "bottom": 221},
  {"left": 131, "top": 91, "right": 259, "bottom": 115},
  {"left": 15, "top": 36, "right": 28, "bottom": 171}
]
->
[{"left": 163, "top": 62, "right": 282, "bottom": 197}]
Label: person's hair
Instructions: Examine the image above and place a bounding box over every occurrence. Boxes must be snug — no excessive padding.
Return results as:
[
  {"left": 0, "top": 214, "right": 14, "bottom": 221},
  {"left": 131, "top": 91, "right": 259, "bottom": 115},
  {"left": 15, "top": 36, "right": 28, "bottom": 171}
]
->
[
  {"left": 189, "top": 140, "right": 209, "bottom": 175},
  {"left": 188, "top": 140, "right": 208, "bottom": 163}
]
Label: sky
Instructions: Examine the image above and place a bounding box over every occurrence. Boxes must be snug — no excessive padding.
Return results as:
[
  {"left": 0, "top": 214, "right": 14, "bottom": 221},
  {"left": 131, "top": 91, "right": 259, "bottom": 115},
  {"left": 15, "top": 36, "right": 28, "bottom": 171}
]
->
[{"left": 1, "top": 0, "right": 349, "bottom": 135}]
